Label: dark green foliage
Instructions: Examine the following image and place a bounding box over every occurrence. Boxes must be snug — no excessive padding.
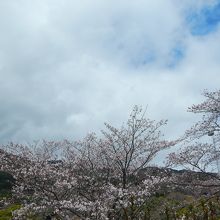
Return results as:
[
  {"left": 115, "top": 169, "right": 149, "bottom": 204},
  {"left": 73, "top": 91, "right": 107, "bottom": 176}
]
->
[{"left": 0, "top": 171, "right": 14, "bottom": 196}]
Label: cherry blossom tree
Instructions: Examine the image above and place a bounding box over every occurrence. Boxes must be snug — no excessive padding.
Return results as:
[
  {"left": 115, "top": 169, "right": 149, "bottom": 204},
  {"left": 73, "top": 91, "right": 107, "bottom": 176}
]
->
[
  {"left": 0, "top": 141, "right": 83, "bottom": 219},
  {"left": 185, "top": 90, "right": 220, "bottom": 140},
  {"left": 0, "top": 106, "right": 174, "bottom": 219},
  {"left": 168, "top": 90, "right": 220, "bottom": 193},
  {"left": 62, "top": 106, "right": 175, "bottom": 218},
  {"left": 101, "top": 105, "right": 175, "bottom": 189}
]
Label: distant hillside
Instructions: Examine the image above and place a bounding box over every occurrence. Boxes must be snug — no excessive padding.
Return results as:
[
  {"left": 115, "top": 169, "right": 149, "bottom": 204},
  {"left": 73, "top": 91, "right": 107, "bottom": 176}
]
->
[
  {"left": 0, "top": 166, "right": 217, "bottom": 196},
  {"left": 138, "top": 166, "right": 218, "bottom": 196}
]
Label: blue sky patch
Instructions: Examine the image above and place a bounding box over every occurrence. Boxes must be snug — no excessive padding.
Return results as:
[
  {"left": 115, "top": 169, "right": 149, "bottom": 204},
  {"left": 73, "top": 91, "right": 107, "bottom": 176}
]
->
[
  {"left": 167, "top": 46, "right": 185, "bottom": 68},
  {"left": 187, "top": 2, "right": 220, "bottom": 35}
]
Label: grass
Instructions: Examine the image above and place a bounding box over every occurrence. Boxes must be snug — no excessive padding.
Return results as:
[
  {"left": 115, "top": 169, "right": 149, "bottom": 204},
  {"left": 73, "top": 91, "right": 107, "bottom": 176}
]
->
[{"left": 0, "top": 204, "right": 21, "bottom": 220}]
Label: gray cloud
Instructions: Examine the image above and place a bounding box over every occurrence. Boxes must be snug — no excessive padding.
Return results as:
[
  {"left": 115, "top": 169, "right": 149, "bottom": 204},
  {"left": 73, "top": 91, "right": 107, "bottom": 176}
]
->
[{"left": 0, "top": 0, "right": 219, "bottom": 144}]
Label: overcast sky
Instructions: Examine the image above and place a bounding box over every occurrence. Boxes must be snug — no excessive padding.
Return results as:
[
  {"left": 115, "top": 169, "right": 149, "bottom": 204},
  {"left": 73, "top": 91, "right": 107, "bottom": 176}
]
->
[{"left": 0, "top": 0, "right": 220, "bottom": 144}]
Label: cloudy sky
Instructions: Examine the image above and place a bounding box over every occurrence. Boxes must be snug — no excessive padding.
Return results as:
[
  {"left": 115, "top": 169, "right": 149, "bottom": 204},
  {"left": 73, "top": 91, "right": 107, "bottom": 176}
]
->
[{"left": 0, "top": 0, "right": 220, "bottom": 144}]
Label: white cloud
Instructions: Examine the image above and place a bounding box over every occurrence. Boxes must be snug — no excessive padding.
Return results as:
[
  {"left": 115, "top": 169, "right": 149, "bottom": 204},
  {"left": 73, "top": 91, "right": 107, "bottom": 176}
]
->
[{"left": 0, "top": 0, "right": 219, "bottom": 144}]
